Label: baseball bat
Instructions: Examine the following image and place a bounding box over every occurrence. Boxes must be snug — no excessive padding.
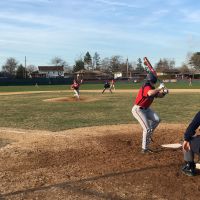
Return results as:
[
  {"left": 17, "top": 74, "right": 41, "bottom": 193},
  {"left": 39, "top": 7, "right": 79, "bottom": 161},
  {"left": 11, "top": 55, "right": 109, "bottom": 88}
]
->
[
  {"left": 143, "top": 57, "right": 169, "bottom": 93},
  {"left": 143, "top": 57, "right": 162, "bottom": 83}
]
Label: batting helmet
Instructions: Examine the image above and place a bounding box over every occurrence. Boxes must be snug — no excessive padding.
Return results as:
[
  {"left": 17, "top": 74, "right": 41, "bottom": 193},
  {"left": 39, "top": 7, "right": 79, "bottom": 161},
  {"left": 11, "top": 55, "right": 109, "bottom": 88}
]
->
[{"left": 146, "top": 73, "right": 157, "bottom": 84}]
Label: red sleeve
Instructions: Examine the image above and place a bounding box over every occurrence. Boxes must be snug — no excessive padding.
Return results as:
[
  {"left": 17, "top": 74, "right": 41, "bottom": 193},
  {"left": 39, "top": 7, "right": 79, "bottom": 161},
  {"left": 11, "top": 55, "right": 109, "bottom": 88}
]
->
[{"left": 143, "top": 86, "right": 152, "bottom": 97}]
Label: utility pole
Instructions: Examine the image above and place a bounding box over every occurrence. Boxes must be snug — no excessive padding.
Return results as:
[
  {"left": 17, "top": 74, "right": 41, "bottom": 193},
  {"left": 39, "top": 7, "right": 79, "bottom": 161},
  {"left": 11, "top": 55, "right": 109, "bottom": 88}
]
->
[
  {"left": 126, "top": 58, "right": 129, "bottom": 78},
  {"left": 24, "top": 56, "right": 27, "bottom": 78}
]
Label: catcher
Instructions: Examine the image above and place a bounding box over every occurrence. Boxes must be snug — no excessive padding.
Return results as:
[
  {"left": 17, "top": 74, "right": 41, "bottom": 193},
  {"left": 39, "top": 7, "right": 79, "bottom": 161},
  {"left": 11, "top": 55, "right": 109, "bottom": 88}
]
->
[
  {"left": 181, "top": 111, "right": 200, "bottom": 176},
  {"left": 71, "top": 79, "right": 82, "bottom": 100},
  {"left": 132, "top": 73, "right": 168, "bottom": 153}
]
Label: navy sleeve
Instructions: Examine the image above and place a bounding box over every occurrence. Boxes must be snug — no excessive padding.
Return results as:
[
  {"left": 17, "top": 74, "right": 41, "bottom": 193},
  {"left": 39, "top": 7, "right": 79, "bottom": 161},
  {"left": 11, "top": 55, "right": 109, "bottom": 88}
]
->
[{"left": 184, "top": 111, "right": 200, "bottom": 141}]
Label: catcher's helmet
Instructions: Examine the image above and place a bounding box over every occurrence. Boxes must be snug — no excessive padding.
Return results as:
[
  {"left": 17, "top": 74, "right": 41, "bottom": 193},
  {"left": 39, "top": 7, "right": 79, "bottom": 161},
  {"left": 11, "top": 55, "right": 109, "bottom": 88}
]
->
[{"left": 146, "top": 73, "right": 157, "bottom": 84}]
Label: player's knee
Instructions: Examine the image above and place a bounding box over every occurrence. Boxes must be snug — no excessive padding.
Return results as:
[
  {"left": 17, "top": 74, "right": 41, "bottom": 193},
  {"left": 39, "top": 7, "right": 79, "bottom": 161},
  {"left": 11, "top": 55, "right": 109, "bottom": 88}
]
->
[{"left": 156, "top": 117, "right": 161, "bottom": 124}]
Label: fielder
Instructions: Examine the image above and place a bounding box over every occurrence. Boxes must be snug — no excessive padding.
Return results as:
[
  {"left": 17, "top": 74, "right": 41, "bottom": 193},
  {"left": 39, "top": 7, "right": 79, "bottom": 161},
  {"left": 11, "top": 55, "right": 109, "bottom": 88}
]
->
[
  {"left": 110, "top": 79, "right": 115, "bottom": 91},
  {"left": 71, "top": 79, "right": 82, "bottom": 100},
  {"left": 132, "top": 73, "right": 168, "bottom": 153},
  {"left": 102, "top": 80, "right": 112, "bottom": 94},
  {"left": 181, "top": 111, "right": 200, "bottom": 176}
]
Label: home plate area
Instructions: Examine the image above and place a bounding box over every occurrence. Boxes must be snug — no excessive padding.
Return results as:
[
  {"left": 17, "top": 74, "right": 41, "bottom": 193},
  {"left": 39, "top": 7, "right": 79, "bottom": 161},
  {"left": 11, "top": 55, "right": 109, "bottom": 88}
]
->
[
  {"left": 0, "top": 124, "right": 200, "bottom": 200},
  {"left": 161, "top": 143, "right": 182, "bottom": 149}
]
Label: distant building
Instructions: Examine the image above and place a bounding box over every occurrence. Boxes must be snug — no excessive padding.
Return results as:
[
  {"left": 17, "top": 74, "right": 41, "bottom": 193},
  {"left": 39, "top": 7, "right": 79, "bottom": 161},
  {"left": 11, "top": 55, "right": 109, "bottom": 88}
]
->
[
  {"left": 113, "top": 70, "right": 146, "bottom": 82},
  {"left": 34, "top": 66, "right": 64, "bottom": 78},
  {"left": 38, "top": 66, "right": 64, "bottom": 78},
  {"left": 74, "top": 69, "right": 112, "bottom": 80}
]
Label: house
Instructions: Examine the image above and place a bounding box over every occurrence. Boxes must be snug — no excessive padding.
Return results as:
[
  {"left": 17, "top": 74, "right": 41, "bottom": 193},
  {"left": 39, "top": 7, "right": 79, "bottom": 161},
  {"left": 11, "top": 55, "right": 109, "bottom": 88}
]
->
[
  {"left": 37, "top": 66, "right": 64, "bottom": 78},
  {"left": 176, "top": 69, "right": 200, "bottom": 79},
  {"left": 74, "top": 69, "right": 112, "bottom": 80},
  {"left": 157, "top": 69, "right": 180, "bottom": 77},
  {"left": 113, "top": 70, "right": 146, "bottom": 82},
  {"left": 30, "top": 71, "right": 46, "bottom": 78}
]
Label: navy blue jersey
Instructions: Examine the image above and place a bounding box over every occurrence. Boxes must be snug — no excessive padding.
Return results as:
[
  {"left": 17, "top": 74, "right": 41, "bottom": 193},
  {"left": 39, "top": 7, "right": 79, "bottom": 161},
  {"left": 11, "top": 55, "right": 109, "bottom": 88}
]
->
[
  {"left": 184, "top": 111, "right": 200, "bottom": 141},
  {"left": 104, "top": 82, "right": 110, "bottom": 88}
]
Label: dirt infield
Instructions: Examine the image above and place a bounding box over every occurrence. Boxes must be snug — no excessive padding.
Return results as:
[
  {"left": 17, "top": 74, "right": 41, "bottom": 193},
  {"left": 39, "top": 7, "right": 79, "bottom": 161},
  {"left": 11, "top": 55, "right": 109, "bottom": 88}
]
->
[
  {"left": 1, "top": 124, "right": 200, "bottom": 200},
  {"left": 0, "top": 89, "right": 200, "bottom": 96},
  {"left": 43, "top": 96, "right": 101, "bottom": 103}
]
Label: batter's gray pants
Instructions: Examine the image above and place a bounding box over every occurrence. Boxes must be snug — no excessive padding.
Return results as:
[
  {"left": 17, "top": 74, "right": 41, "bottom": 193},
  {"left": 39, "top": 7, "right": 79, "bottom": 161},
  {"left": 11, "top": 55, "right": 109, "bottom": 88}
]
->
[
  {"left": 132, "top": 105, "right": 160, "bottom": 150},
  {"left": 184, "top": 136, "right": 200, "bottom": 162}
]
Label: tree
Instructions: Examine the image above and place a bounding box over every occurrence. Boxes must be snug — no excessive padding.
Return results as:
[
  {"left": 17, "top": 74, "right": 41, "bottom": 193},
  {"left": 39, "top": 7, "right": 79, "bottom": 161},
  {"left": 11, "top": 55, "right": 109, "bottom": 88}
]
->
[
  {"left": 120, "top": 58, "right": 132, "bottom": 76},
  {"left": 73, "top": 59, "right": 85, "bottom": 72},
  {"left": 27, "top": 64, "right": 37, "bottom": 73},
  {"left": 84, "top": 52, "right": 92, "bottom": 70},
  {"left": 135, "top": 58, "right": 144, "bottom": 72},
  {"left": 189, "top": 52, "right": 200, "bottom": 70},
  {"left": 100, "top": 57, "right": 111, "bottom": 72},
  {"left": 110, "top": 55, "right": 122, "bottom": 72},
  {"left": 51, "top": 57, "right": 67, "bottom": 66},
  {"left": 26, "top": 65, "right": 37, "bottom": 78},
  {"left": 16, "top": 64, "right": 27, "bottom": 79},
  {"left": 93, "top": 52, "right": 100, "bottom": 70},
  {"left": 155, "top": 58, "right": 175, "bottom": 72},
  {"left": 179, "top": 63, "right": 190, "bottom": 74},
  {"left": 2, "top": 57, "right": 18, "bottom": 76}
]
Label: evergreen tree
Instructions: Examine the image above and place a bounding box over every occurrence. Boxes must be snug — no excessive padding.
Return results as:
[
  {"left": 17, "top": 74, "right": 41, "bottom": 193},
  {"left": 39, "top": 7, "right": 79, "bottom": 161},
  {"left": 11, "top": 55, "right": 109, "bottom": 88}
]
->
[
  {"left": 84, "top": 52, "right": 92, "bottom": 70},
  {"left": 16, "top": 64, "right": 27, "bottom": 79},
  {"left": 135, "top": 58, "right": 144, "bottom": 71},
  {"left": 93, "top": 52, "right": 100, "bottom": 70},
  {"left": 73, "top": 59, "right": 85, "bottom": 72}
]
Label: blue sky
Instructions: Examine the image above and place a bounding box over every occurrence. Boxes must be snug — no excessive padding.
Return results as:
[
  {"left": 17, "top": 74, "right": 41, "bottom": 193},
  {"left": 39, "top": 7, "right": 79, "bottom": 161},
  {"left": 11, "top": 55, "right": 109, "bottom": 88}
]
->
[{"left": 0, "top": 0, "right": 200, "bottom": 69}]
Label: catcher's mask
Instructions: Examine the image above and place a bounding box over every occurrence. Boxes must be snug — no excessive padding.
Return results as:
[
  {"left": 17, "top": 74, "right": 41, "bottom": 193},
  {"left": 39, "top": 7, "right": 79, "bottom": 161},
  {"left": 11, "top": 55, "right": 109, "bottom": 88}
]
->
[{"left": 146, "top": 73, "right": 157, "bottom": 84}]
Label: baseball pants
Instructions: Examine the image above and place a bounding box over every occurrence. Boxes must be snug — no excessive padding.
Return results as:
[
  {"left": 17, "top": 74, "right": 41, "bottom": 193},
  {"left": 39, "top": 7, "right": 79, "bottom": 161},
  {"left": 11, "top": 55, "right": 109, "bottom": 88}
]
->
[
  {"left": 184, "top": 136, "right": 200, "bottom": 162},
  {"left": 73, "top": 89, "right": 80, "bottom": 99},
  {"left": 132, "top": 105, "right": 160, "bottom": 150}
]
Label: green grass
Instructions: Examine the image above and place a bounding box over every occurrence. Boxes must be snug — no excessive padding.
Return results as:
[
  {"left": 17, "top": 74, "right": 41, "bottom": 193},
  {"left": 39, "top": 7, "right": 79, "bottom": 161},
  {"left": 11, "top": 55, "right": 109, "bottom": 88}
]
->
[
  {"left": 0, "top": 80, "right": 199, "bottom": 92},
  {"left": 0, "top": 91, "right": 199, "bottom": 131}
]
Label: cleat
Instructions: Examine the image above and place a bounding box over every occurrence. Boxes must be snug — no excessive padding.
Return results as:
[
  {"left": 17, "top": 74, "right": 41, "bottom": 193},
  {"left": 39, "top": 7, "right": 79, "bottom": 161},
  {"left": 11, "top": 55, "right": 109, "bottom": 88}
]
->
[
  {"left": 150, "top": 137, "right": 154, "bottom": 142},
  {"left": 141, "top": 148, "right": 154, "bottom": 154},
  {"left": 181, "top": 162, "right": 196, "bottom": 176}
]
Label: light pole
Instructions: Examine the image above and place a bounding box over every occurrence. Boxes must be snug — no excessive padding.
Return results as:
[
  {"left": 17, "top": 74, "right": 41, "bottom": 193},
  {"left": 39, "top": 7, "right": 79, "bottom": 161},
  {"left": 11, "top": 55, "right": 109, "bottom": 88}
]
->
[
  {"left": 24, "top": 56, "right": 27, "bottom": 78},
  {"left": 126, "top": 58, "right": 129, "bottom": 78}
]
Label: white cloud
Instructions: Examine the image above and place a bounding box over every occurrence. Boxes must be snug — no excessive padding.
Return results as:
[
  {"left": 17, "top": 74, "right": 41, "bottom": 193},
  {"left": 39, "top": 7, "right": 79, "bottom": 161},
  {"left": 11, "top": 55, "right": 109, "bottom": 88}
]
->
[
  {"left": 0, "top": 0, "right": 198, "bottom": 68},
  {"left": 181, "top": 9, "right": 200, "bottom": 23},
  {"left": 0, "top": 11, "right": 63, "bottom": 27},
  {"left": 6, "top": 0, "right": 51, "bottom": 3},
  {"left": 153, "top": 9, "right": 169, "bottom": 16},
  {"left": 93, "top": 0, "right": 140, "bottom": 8}
]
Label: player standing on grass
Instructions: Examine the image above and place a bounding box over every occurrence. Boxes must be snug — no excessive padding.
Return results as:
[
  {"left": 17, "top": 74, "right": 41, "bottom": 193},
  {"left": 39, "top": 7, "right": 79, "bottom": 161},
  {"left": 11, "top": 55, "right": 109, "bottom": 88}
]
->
[
  {"left": 71, "top": 79, "right": 83, "bottom": 100},
  {"left": 181, "top": 111, "right": 200, "bottom": 176},
  {"left": 131, "top": 73, "right": 168, "bottom": 153}
]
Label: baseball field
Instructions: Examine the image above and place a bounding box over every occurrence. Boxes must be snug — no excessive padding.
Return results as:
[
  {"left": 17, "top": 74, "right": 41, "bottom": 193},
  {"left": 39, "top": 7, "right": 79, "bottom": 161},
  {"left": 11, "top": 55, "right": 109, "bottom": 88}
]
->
[{"left": 0, "top": 82, "right": 200, "bottom": 200}]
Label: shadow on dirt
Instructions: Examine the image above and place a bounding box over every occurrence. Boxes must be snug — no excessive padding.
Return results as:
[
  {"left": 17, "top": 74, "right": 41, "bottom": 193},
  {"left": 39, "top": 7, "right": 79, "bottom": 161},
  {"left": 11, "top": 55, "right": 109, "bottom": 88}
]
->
[
  {"left": 0, "top": 138, "right": 13, "bottom": 149},
  {"left": 1, "top": 163, "right": 178, "bottom": 200}
]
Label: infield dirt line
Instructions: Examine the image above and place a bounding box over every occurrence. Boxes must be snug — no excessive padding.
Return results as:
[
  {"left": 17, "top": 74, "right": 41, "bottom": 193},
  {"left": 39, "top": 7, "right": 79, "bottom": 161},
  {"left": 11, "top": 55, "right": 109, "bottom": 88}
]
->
[{"left": 0, "top": 89, "right": 200, "bottom": 96}]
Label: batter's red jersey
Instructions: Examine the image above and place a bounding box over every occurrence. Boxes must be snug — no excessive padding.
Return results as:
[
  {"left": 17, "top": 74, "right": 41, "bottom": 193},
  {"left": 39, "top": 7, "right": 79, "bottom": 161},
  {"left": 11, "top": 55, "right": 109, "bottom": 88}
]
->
[{"left": 134, "top": 84, "right": 155, "bottom": 108}]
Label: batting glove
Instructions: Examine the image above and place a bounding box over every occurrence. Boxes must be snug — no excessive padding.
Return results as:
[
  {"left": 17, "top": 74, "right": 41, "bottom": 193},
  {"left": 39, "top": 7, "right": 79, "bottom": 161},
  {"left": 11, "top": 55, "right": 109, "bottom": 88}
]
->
[{"left": 158, "top": 83, "right": 165, "bottom": 89}]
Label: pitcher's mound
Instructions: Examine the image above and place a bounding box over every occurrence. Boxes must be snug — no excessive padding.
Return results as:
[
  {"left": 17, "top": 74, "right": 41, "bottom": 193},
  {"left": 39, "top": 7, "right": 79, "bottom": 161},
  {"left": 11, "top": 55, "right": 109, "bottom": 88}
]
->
[{"left": 43, "top": 96, "right": 100, "bottom": 102}]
